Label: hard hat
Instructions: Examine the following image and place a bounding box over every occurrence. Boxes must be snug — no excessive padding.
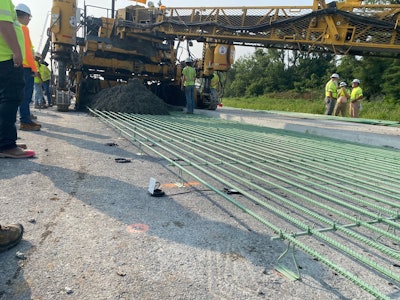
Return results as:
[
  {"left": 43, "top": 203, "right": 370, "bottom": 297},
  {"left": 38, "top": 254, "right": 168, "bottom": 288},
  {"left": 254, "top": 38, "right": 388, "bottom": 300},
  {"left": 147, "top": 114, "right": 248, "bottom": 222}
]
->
[
  {"left": 331, "top": 73, "right": 339, "bottom": 79},
  {"left": 185, "top": 57, "right": 193, "bottom": 63},
  {"left": 15, "top": 3, "right": 32, "bottom": 16},
  {"left": 339, "top": 81, "right": 347, "bottom": 87},
  {"left": 352, "top": 79, "right": 360, "bottom": 84}
]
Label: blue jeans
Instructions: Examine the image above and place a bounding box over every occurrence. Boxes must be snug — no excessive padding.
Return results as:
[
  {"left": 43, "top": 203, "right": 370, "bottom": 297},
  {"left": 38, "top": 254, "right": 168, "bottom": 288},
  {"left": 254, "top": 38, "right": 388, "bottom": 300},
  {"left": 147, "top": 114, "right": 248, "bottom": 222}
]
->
[
  {"left": 42, "top": 80, "right": 52, "bottom": 105},
  {"left": 19, "top": 68, "right": 34, "bottom": 124},
  {"left": 0, "top": 60, "right": 25, "bottom": 150},
  {"left": 34, "top": 82, "right": 44, "bottom": 106},
  {"left": 185, "top": 85, "right": 195, "bottom": 113}
]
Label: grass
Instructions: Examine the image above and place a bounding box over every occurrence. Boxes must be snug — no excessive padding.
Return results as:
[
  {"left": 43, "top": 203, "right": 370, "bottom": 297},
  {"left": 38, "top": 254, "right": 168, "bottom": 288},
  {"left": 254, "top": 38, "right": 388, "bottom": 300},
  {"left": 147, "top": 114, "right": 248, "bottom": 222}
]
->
[{"left": 221, "top": 94, "right": 400, "bottom": 121}]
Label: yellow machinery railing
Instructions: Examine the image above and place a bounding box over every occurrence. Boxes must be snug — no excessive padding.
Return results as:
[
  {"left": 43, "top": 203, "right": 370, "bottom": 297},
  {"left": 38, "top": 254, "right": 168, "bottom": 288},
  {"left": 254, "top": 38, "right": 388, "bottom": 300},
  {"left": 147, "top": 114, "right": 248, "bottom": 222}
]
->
[{"left": 115, "top": 1, "right": 400, "bottom": 57}]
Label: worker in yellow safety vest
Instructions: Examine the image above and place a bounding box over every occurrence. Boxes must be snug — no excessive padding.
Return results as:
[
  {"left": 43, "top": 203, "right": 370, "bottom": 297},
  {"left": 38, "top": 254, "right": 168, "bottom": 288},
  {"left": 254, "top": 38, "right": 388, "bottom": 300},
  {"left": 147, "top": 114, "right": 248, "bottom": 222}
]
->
[
  {"left": 0, "top": 0, "right": 35, "bottom": 254},
  {"left": 325, "top": 73, "right": 339, "bottom": 115},
  {"left": 210, "top": 72, "right": 220, "bottom": 105},
  {"left": 35, "top": 53, "right": 53, "bottom": 108},
  {"left": 181, "top": 57, "right": 196, "bottom": 114},
  {"left": 349, "top": 79, "right": 363, "bottom": 118},
  {"left": 39, "top": 60, "right": 52, "bottom": 107},
  {"left": 333, "top": 81, "right": 350, "bottom": 117},
  {"left": 0, "top": 0, "right": 36, "bottom": 158},
  {"left": 33, "top": 52, "right": 45, "bottom": 108}
]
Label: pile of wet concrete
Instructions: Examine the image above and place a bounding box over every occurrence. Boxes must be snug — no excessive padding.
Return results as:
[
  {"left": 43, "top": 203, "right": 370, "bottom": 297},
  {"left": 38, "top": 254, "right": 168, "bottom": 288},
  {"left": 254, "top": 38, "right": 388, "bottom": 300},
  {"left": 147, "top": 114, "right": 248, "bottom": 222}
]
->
[{"left": 88, "top": 79, "right": 170, "bottom": 115}]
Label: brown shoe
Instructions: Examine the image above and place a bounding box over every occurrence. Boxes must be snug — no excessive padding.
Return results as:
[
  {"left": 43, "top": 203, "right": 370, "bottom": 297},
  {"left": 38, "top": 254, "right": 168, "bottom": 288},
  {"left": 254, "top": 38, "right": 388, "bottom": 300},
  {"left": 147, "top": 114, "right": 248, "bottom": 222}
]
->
[
  {"left": 20, "top": 122, "right": 41, "bottom": 131},
  {"left": 0, "top": 147, "right": 35, "bottom": 158},
  {"left": 30, "top": 121, "right": 42, "bottom": 127},
  {"left": 0, "top": 224, "right": 24, "bottom": 253}
]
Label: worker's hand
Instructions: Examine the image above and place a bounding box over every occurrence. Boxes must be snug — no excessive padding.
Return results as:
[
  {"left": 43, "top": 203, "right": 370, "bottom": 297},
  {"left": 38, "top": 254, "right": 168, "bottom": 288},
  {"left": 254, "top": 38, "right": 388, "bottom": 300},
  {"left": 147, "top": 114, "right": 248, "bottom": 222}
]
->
[{"left": 12, "top": 51, "right": 23, "bottom": 67}]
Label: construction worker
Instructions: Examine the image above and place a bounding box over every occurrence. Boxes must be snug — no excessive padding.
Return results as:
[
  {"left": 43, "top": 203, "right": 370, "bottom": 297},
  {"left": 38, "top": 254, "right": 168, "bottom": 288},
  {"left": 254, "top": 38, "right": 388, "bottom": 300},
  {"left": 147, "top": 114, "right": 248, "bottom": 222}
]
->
[
  {"left": 181, "top": 57, "right": 196, "bottom": 114},
  {"left": 16, "top": 3, "right": 41, "bottom": 131},
  {"left": 0, "top": 0, "right": 35, "bottom": 158},
  {"left": 334, "top": 81, "right": 350, "bottom": 117},
  {"left": 0, "top": 0, "right": 29, "bottom": 251},
  {"left": 40, "top": 61, "right": 52, "bottom": 107},
  {"left": 350, "top": 79, "right": 363, "bottom": 118},
  {"left": 33, "top": 52, "right": 45, "bottom": 108},
  {"left": 210, "top": 72, "right": 220, "bottom": 106},
  {"left": 325, "top": 73, "right": 339, "bottom": 115}
]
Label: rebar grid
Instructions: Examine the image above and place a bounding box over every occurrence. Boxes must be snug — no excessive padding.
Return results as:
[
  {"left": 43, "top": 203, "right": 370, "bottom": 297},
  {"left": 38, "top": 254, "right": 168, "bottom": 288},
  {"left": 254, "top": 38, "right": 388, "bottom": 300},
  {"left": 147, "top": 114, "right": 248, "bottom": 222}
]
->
[{"left": 90, "top": 109, "right": 400, "bottom": 299}]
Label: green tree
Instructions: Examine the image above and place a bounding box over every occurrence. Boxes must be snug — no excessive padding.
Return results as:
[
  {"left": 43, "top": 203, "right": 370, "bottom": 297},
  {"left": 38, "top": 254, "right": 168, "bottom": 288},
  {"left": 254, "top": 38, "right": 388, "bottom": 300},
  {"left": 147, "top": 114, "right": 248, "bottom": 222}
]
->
[
  {"left": 353, "top": 57, "right": 392, "bottom": 98},
  {"left": 291, "top": 52, "right": 335, "bottom": 92},
  {"left": 382, "top": 59, "right": 400, "bottom": 103},
  {"left": 336, "top": 55, "right": 358, "bottom": 85}
]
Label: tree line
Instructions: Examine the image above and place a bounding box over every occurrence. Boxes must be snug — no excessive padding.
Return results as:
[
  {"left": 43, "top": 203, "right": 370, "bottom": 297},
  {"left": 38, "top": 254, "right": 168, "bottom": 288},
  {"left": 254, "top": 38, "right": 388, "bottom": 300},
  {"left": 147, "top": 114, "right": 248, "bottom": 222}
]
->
[
  {"left": 224, "top": 48, "right": 400, "bottom": 104},
  {"left": 224, "top": 0, "right": 400, "bottom": 103}
]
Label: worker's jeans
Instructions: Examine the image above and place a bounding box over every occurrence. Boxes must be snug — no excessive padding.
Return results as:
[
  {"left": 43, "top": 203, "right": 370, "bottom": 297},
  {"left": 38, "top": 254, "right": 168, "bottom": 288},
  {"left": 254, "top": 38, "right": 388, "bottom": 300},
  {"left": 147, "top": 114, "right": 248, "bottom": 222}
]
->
[
  {"left": 42, "top": 80, "right": 52, "bottom": 106},
  {"left": 0, "top": 60, "right": 24, "bottom": 151},
  {"left": 19, "top": 68, "right": 34, "bottom": 124},
  {"left": 185, "top": 85, "right": 195, "bottom": 114},
  {"left": 33, "top": 82, "right": 44, "bottom": 106}
]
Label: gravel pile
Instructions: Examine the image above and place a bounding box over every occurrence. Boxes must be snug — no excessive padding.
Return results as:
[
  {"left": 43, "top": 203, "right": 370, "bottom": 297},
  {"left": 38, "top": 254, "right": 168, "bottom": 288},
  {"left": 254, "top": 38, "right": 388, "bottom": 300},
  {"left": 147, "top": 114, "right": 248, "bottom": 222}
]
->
[{"left": 88, "top": 79, "right": 170, "bottom": 115}]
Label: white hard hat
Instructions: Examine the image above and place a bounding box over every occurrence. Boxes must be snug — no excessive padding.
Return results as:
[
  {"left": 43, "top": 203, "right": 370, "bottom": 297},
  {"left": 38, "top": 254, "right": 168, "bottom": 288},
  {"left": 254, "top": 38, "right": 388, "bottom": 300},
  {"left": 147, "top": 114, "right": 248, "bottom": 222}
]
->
[
  {"left": 15, "top": 3, "right": 32, "bottom": 16},
  {"left": 352, "top": 79, "right": 360, "bottom": 84},
  {"left": 331, "top": 73, "right": 339, "bottom": 79},
  {"left": 185, "top": 57, "right": 193, "bottom": 63},
  {"left": 339, "top": 81, "right": 347, "bottom": 87}
]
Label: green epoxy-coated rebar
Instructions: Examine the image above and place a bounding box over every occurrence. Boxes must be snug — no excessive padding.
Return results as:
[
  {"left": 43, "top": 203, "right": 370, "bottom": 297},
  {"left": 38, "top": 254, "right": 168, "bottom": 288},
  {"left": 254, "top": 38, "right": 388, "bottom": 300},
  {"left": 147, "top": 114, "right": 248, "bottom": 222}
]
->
[
  {"left": 89, "top": 109, "right": 400, "bottom": 299},
  {"left": 111, "top": 113, "right": 400, "bottom": 271},
  {"left": 114, "top": 113, "right": 400, "bottom": 242},
  {"left": 132, "top": 113, "right": 400, "bottom": 214}
]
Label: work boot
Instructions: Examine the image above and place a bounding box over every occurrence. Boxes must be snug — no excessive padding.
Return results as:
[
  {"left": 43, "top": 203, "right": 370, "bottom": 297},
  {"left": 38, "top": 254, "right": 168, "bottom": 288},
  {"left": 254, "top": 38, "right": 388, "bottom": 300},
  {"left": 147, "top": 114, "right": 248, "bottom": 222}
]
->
[
  {"left": 0, "top": 224, "right": 24, "bottom": 253},
  {"left": 20, "top": 122, "right": 41, "bottom": 131},
  {"left": 30, "top": 120, "right": 42, "bottom": 127},
  {"left": 0, "top": 147, "right": 35, "bottom": 158}
]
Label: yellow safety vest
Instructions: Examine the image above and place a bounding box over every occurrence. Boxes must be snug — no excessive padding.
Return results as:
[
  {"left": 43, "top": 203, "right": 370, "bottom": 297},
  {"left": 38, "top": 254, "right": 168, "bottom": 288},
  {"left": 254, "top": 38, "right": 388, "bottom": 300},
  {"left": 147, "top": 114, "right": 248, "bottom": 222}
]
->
[{"left": 0, "top": 1, "right": 25, "bottom": 62}]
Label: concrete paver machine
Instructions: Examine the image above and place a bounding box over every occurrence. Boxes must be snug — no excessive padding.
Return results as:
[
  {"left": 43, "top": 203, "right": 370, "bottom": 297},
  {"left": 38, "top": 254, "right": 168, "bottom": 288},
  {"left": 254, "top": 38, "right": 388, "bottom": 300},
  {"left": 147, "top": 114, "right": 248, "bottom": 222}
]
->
[{"left": 48, "top": 0, "right": 400, "bottom": 111}]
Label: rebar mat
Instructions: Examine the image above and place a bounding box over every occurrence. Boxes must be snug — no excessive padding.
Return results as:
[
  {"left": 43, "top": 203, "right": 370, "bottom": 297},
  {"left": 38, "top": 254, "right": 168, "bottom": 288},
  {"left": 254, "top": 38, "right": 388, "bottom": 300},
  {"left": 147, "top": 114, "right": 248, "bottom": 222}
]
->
[{"left": 90, "top": 109, "right": 400, "bottom": 300}]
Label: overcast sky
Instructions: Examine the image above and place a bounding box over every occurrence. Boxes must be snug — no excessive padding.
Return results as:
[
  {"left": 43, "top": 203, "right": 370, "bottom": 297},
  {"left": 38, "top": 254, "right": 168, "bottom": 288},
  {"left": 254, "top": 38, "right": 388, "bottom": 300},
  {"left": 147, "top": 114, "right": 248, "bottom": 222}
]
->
[{"left": 18, "top": 0, "right": 312, "bottom": 58}]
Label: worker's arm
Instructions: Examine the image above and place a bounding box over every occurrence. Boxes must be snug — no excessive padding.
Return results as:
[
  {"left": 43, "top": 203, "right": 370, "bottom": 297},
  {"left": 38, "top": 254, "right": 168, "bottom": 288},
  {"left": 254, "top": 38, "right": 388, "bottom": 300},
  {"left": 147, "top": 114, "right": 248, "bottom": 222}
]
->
[{"left": 0, "top": 20, "right": 22, "bottom": 66}]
